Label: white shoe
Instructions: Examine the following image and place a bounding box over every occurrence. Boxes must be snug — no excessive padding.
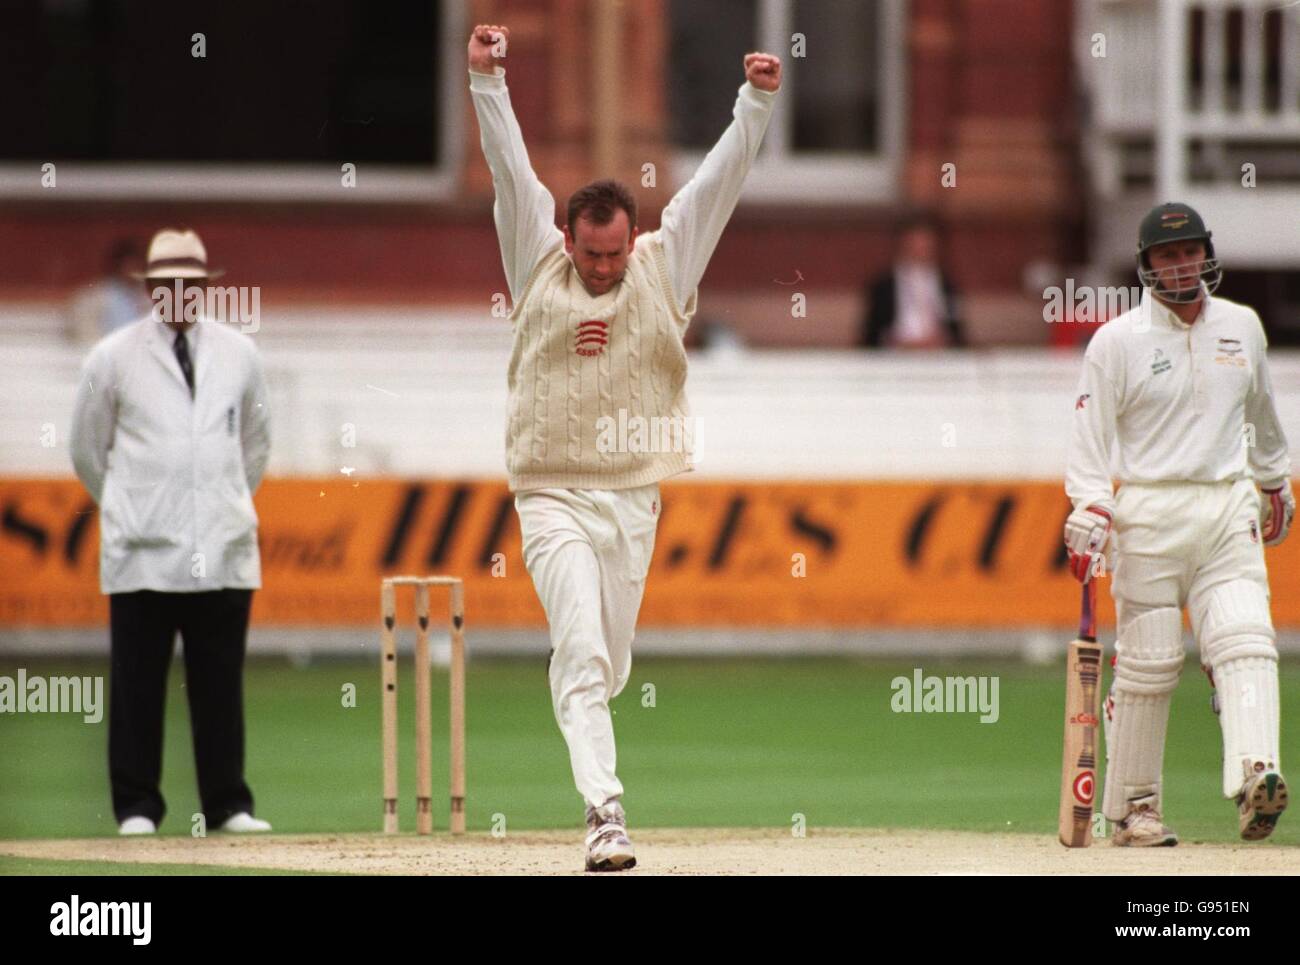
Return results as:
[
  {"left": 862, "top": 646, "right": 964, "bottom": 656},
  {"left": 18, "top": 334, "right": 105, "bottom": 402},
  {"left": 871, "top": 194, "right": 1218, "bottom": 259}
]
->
[
  {"left": 1112, "top": 794, "right": 1178, "bottom": 847},
  {"left": 1238, "top": 763, "right": 1288, "bottom": 842},
  {"left": 118, "top": 816, "right": 157, "bottom": 836},
  {"left": 220, "top": 812, "right": 271, "bottom": 833},
  {"left": 584, "top": 800, "right": 636, "bottom": 872}
]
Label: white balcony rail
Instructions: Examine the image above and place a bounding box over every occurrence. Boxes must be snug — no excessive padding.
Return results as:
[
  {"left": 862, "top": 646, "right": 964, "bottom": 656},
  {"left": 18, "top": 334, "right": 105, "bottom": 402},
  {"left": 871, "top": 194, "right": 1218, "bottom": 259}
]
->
[
  {"left": 1082, "top": 0, "right": 1300, "bottom": 184},
  {"left": 1079, "top": 0, "right": 1300, "bottom": 266},
  {"left": 4, "top": 305, "right": 1300, "bottom": 482}
]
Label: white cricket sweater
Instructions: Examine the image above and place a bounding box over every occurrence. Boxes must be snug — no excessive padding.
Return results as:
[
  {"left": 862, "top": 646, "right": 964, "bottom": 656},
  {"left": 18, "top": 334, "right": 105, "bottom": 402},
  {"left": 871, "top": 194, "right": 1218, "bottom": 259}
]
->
[{"left": 468, "top": 65, "right": 777, "bottom": 491}]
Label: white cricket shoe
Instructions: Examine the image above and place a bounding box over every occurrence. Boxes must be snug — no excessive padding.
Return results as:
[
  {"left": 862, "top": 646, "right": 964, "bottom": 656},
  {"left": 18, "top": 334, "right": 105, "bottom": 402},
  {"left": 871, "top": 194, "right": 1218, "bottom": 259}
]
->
[
  {"left": 118, "top": 816, "right": 157, "bottom": 836},
  {"left": 1112, "top": 794, "right": 1179, "bottom": 847},
  {"left": 584, "top": 800, "right": 636, "bottom": 872},
  {"left": 220, "top": 812, "right": 272, "bottom": 833},
  {"left": 1238, "top": 764, "right": 1288, "bottom": 842}
]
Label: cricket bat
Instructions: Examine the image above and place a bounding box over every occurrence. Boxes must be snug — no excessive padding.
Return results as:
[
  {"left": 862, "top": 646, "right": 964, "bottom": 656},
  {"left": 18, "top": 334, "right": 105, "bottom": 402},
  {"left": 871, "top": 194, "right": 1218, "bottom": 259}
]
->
[{"left": 1059, "top": 579, "right": 1103, "bottom": 847}]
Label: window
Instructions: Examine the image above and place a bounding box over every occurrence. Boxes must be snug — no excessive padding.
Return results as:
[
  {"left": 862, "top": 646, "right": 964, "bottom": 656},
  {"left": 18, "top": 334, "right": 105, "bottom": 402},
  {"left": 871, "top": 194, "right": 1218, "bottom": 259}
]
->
[
  {"left": 668, "top": 0, "right": 759, "bottom": 149},
  {"left": 667, "top": 0, "right": 905, "bottom": 202},
  {"left": 790, "top": 0, "right": 882, "bottom": 152},
  {"left": 0, "top": 0, "right": 465, "bottom": 200}
]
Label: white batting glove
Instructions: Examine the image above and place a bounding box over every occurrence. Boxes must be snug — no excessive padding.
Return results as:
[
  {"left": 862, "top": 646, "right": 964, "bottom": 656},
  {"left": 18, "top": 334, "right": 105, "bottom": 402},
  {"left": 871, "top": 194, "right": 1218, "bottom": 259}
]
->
[
  {"left": 1064, "top": 503, "right": 1113, "bottom": 583},
  {"left": 1260, "top": 479, "right": 1295, "bottom": 547}
]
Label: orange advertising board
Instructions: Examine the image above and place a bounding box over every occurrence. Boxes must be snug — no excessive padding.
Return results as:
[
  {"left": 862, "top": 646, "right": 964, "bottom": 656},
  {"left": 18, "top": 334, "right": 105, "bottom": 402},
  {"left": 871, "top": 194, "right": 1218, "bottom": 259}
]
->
[{"left": 2, "top": 477, "right": 1297, "bottom": 628}]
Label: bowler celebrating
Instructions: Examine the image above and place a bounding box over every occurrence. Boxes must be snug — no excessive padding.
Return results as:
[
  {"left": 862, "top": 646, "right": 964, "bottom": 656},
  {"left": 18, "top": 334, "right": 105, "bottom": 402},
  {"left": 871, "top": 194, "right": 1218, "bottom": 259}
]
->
[
  {"left": 467, "top": 23, "right": 780, "bottom": 870},
  {"left": 1065, "top": 202, "right": 1292, "bottom": 846}
]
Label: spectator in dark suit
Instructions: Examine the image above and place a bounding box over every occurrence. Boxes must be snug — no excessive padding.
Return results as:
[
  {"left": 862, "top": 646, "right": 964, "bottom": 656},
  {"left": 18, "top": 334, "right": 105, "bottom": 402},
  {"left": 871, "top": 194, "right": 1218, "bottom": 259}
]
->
[{"left": 860, "top": 216, "right": 966, "bottom": 349}]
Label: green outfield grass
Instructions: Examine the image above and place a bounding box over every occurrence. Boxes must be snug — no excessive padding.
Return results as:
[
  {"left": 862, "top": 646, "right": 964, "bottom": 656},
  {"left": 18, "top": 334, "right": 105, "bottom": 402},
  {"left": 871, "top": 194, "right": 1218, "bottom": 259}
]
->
[
  {"left": 0, "top": 855, "right": 319, "bottom": 875},
  {"left": 1, "top": 656, "right": 1296, "bottom": 846}
]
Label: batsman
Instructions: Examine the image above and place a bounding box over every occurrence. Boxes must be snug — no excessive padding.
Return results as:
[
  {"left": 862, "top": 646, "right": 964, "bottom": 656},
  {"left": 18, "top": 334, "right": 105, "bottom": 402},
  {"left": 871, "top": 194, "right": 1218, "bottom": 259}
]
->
[
  {"left": 467, "top": 24, "right": 780, "bottom": 869},
  {"left": 1065, "top": 202, "right": 1293, "bottom": 846}
]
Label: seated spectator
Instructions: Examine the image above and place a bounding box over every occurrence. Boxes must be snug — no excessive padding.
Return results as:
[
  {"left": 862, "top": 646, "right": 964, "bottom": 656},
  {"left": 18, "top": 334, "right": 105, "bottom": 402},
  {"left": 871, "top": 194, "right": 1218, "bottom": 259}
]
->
[
  {"left": 860, "top": 216, "right": 965, "bottom": 349},
  {"left": 684, "top": 313, "right": 747, "bottom": 353},
  {"left": 66, "top": 238, "right": 151, "bottom": 345}
]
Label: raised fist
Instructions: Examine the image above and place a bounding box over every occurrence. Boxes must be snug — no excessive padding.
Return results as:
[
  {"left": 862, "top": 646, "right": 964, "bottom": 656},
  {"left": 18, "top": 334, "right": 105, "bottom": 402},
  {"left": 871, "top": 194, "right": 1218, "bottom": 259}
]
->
[
  {"left": 468, "top": 24, "right": 509, "bottom": 74},
  {"left": 744, "top": 52, "right": 782, "bottom": 92}
]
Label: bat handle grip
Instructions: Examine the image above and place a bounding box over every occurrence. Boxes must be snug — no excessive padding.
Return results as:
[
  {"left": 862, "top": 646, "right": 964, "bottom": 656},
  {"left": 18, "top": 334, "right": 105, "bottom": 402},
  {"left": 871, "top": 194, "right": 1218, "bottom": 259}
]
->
[{"left": 1080, "top": 579, "right": 1097, "bottom": 643}]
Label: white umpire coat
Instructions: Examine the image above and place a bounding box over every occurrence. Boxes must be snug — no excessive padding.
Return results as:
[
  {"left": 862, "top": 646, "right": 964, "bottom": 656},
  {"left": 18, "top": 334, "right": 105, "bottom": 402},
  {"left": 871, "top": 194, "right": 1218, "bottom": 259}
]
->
[{"left": 70, "top": 315, "right": 271, "bottom": 595}]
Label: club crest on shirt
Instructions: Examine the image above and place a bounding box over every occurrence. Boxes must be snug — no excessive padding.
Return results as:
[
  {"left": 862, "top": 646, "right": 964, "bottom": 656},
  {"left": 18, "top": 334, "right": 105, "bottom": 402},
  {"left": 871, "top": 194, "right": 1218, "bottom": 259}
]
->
[
  {"left": 1216, "top": 337, "right": 1246, "bottom": 367},
  {"left": 575, "top": 320, "right": 609, "bottom": 357},
  {"left": 1151, "top": 347, "right": 1172, "bottom": 375},
  {"left": 1075, "top": 393, "right": 1090, "bottom": 410}
]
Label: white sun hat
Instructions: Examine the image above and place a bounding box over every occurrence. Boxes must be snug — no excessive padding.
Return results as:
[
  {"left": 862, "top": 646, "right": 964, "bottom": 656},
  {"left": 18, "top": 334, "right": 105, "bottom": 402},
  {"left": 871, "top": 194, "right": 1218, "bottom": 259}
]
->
[{"left": 132, "top": 228, "right": 226, "bottom": 280}]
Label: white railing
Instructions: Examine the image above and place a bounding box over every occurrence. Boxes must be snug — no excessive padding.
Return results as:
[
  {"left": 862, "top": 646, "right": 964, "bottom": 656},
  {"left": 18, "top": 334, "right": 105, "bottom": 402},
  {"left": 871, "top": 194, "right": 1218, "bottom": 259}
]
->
[
  {"left": 5, "top": 305, "right": 1300, "bottom": 482},
  {"left": 1080, "top": 0, "right": 1300, "bottom": 265},
  {"left": 1085, "top": 0, "right": 1300, "bottom": 185}
]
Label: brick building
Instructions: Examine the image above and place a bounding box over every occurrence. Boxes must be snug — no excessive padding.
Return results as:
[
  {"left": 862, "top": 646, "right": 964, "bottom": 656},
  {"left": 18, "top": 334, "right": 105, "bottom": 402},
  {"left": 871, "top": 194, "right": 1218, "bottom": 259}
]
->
[{"left": 9, "top": 0, "right": 1266, "bottom": 346}]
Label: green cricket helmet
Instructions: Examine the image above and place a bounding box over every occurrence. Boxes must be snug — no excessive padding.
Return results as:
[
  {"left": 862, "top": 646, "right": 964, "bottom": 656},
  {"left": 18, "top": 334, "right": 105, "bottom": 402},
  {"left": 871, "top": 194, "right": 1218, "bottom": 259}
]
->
[{"left": 1135, "top": 201, "right": 1222, "bottom": 303}]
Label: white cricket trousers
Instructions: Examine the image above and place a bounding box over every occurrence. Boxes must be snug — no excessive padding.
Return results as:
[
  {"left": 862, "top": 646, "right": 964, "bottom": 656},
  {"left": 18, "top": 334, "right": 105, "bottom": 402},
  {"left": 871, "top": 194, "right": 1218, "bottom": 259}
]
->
[
  {"left": 1107, "top": 477, "right": 1279, "bottom": 803},
  {"left": 515, "top": 482, "right": 660, "bottom": 808}
]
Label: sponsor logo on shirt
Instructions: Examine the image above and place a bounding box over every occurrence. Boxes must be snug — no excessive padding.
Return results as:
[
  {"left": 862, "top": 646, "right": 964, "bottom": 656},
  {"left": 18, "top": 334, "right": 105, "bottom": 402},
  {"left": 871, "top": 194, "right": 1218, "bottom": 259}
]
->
[
  {"left": 575, "top": 320, "right": 609, "bottom": 357},
  {"left": 227, "top": 406, "right": 236, "bottom": 435},
  {"left": 1249, "top": 518, "right": 1260, "bottom": 544},
  {"left": 1075, "top": 393, "right": 1090, "bottom": 410},
  {"left": 1151, "top": 347, "right": 1172, "bottom": 375}
]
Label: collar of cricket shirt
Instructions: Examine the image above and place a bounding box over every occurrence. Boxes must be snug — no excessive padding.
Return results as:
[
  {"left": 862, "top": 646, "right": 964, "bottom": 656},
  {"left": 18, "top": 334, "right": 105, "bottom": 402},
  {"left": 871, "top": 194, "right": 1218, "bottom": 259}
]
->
[{"left": 1147, "top": 292, "right": 1208, "bottom": 331}]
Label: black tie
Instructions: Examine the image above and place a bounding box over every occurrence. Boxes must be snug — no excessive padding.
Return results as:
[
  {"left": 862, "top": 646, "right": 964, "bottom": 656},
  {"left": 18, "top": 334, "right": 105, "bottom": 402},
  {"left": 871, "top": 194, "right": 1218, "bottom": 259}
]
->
[{"left": 173, "top": 330, "right": 195, "bottom": 398}]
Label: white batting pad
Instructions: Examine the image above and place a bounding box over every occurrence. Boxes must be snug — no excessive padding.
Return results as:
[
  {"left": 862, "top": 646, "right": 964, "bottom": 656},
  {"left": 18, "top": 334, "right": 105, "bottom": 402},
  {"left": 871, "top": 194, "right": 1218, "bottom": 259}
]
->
[
  {"left": 1102, "top": 607, "right": 1184, "bottom": 821},
  {"left": 1194, "top": 580, "right": 1280, "bottom": 796}
]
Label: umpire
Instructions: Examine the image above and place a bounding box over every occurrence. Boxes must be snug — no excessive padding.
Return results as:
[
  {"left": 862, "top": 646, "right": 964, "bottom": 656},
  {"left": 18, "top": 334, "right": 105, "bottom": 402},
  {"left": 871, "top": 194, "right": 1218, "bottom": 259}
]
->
[{"left": 70, "top": 228, "right": 272, "bottom": 835}]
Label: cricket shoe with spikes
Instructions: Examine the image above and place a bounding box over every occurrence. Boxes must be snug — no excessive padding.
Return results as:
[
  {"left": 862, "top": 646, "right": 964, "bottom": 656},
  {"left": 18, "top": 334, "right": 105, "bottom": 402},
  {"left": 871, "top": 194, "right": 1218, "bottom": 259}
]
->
[
  {"left": 1112, "top": 794, "right": 1179, "bottom": 847},
  {"left": 585, "top": 799, "right": 636, "bottom": 872},
  {"left": 1237, "top": 762, "right": 1288, "bottom": 842}
]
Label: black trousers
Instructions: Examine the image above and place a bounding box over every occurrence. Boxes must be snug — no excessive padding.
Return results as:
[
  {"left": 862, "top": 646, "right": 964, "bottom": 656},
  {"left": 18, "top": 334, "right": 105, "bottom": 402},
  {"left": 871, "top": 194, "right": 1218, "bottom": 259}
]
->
[{"left": 108, "top": 589, "right": 255, "bottom": 827}]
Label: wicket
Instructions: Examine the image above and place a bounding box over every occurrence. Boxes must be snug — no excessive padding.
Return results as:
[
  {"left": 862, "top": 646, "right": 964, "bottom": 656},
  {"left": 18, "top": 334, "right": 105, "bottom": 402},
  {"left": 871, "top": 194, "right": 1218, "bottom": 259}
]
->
[{"left": 380, "top": 575, "right": 466, "bottom": 835}]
